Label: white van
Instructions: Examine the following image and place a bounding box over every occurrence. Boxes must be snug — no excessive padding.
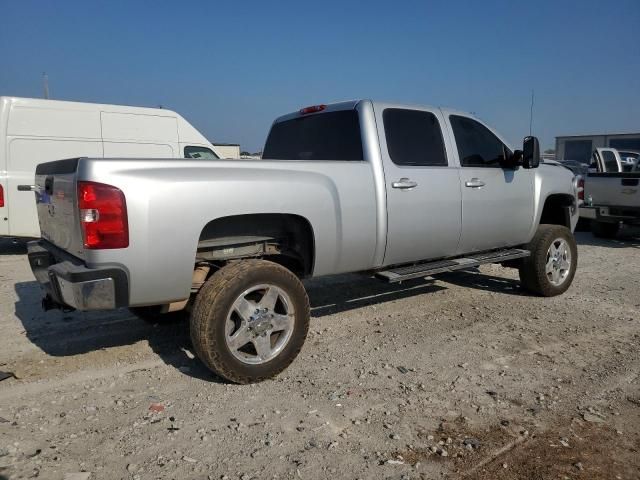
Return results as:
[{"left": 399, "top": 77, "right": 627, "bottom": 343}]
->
[{"left": 0, "top": 96, "right": 221, "bottom": 238}]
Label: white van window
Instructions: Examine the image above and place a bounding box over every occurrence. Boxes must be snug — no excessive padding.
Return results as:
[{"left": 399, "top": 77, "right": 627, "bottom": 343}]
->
[{"left": 185, "top": 146, "right": 219, "bottom": 159}]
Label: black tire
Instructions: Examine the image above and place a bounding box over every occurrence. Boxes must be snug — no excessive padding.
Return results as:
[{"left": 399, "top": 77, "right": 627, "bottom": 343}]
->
[
  {"left": 519, "top": 224, "right": 578, "bottom": 297},
  {"left": 190, "top": 259, "right": 310, "bottom": 384},
  {"left": 591, "top": 220, "right": 619, "bottom": 239},
  {"left": 129, "top": 306, "right": 187, "bottom": 324}
]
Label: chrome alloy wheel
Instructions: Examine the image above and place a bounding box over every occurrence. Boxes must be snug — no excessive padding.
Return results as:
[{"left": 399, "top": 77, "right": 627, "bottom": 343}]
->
[
  {"left": 225, "top": 284, "right": 295, "bottom": 365},
  {"left": 546, "top": 238, "right": 572, "bottom": 286}
]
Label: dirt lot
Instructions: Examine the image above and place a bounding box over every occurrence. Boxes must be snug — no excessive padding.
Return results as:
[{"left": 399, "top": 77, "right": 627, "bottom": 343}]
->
[{"left": 1, "top": 230, "right": 639, "bottom": 480}]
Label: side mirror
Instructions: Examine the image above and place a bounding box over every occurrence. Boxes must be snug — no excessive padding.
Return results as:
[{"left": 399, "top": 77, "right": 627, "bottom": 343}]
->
[
  {"left": 499, "top": 149, "right": 522, "bottom": 169},
  {"left": 522, "top": 136, "right": 540, "bottom": 169}
]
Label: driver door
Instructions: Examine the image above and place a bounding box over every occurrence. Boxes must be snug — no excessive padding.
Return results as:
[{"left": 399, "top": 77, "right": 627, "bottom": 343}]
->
[{"left": 445, "top": 114, "right": 534, "bottom": 254}]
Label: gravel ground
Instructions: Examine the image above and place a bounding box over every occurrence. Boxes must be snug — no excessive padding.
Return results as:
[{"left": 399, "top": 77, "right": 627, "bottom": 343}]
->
[{"left": 0, "top": 229, "right": 639, "bottom": 480}]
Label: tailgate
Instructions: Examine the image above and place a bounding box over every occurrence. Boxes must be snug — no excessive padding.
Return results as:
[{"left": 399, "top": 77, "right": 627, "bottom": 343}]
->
[
  {"left": 35, "top": 158, "right": 85, "bottom": 258},
  {"left": 586, "top": 173, "right": 640, "bottom": 208}
]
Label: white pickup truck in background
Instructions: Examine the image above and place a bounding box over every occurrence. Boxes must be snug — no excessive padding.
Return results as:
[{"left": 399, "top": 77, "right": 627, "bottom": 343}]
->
[
  {"left": 580, "top": 147, "right": 640, "bottom": 237},
  {"left": 0, "top": 96, "right": 221, "bottom": 239}
]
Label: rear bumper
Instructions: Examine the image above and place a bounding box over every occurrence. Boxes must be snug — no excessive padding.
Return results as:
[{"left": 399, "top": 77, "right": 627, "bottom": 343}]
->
[
  {"left": 580, "top": 206, "right": 640, "bottom": 224},
  {"left": 27, "top": 240, "right": 129, "bottom": 311}
]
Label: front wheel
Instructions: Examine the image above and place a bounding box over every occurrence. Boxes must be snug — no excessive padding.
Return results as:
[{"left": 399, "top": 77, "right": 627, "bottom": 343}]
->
[
  {"left": 190, "top": 259, "right": 310, "bottom": 384},
  {"left": 519, "top": 224, "right": 578, "bottom": 297}
]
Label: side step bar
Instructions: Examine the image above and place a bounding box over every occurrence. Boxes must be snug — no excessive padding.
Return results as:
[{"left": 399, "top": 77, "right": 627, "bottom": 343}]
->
[{"left": 375, "top": 249, "right": 530, "bottom": 283}]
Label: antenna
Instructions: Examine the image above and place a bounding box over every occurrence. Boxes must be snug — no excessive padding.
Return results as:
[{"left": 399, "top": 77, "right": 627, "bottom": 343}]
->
[
  {"left": 43, "top": 72, "right": 50, "bottom": 99},
  {"left": 529, "top": 89, "right": 534, "bottom": 136}
]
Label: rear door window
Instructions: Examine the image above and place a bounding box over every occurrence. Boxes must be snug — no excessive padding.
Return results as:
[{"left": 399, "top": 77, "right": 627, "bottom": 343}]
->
[
  {"left": 263, "top": 110, "right": 363, "bottom": 161},
  {"left": 383, "top": 109, "right": 447, "bottom": 166},
  {"left": 450, "top": 115, "right": 509, "bottom": 167}
]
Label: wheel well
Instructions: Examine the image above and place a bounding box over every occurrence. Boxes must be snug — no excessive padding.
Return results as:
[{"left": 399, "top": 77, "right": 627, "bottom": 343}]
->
[
  {"left": 539, "top": 194, "right": 575, "bottom": 228},
  {"left": 197, "top": 214, "right": 315, "bottom": 277}
]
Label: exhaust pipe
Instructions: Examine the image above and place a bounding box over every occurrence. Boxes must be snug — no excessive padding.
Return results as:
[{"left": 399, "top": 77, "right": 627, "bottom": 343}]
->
[
  {"left": 42, "top": 294, "right": 59, "bottom": 311},
  {"left": 41, "top": 294, "right": 74, "bottom": 312}
]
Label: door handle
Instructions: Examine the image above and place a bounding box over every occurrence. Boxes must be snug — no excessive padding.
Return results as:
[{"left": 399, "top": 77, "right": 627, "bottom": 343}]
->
[
  {"left": 465, "top": 178, "right": 485, "bottom": 188},
  {"left": 392, "top": 178, "right": 418, "bottom": 189}
]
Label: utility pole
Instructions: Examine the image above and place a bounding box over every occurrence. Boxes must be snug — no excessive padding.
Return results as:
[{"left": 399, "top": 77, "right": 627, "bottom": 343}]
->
[
  {"left": 43, "top": 72, "right": 50, "bottom": 99},
  {"left": 529, "top": 89, "right": 534, "bottom": 136}
]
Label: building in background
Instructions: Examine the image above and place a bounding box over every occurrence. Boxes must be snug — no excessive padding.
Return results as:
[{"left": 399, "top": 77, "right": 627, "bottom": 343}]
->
[
  {"left": 212, "top": 142, "right": 241, "bottom": 158},
  {"left": 556, "top": 133, "right": 640, "bottom": 164}
]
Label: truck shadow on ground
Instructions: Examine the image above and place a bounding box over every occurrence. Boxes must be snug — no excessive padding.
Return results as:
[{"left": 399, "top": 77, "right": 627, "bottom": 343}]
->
[
  {"left": 13, "top": 268, "right": 531, "bottom": 383},
  {"left": 435, "top": 268, "right": 526, "bottom": 295},
  {"left": 13, "top": 279, "right": 222, "bottom": 382},
  {"left": 305, "top": 274, "right": 446, "bottom": 317},
  {"left": 0, "top": 238, "right": 28, "bottom": 255},
  {"left": 574, "top": 229, "right": 640, "bottom": 249}
]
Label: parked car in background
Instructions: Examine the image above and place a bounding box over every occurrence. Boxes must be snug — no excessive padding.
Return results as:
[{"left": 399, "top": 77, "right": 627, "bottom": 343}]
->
[
  {"left": 581, "top": 148, "right": 640, "bottom": 237},
  {"left": 25, "top": 100, "right": 580, "bottom": 383},
  {"left": 0, "top": 97, "right": 220, "bottom": 238}
]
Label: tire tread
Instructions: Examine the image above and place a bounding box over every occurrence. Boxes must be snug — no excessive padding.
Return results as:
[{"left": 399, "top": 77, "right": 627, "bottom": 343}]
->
[
  {"left": 190, "top": 259, "right": 310, "bottom": 384},
  {"left": 519, "top": 224, "right": 577, "bottom": 297}
]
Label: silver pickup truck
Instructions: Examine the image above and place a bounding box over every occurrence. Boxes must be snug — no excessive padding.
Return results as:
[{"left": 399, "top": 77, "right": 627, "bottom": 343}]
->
[
  {"left": 25, "top": 100, "right": 580, "bottom": 383},
  {"left": 580, "top": 148, "right": 640, "bottom": 237}
]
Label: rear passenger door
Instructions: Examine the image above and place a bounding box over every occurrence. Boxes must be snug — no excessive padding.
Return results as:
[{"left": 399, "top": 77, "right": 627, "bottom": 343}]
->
[
  {"left": 376, "top": 106, "right": 462, "bottom": 266},
  {"left": 446, "top": 114, "right": 534, "bottom": 254}
]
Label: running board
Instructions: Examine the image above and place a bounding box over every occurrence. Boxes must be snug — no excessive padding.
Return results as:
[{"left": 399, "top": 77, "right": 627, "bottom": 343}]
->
[{"left": 375, "top": 249, "right": 530, "bottom": 283}]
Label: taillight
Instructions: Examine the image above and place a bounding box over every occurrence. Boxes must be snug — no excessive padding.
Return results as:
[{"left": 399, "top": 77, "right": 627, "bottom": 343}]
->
[
  {"left": 577, "top": 177, "right": 585, "bottom": 202},
  {"left": 0, "top": 185, "right": 4, "bottom": 207},
  {"left": 77, "top": 181, "right": 128, "bottom": 249},
  {"left": 299, "top": 104, "right": 326, "bottom": 115}
]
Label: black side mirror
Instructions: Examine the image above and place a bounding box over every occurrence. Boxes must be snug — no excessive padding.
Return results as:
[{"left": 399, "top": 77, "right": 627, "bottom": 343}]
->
[
  {"left": 499, "top": 149, "right": 522, "bottom": 169},
  {"left": 522, "top": 136, "right": 540, "bottom": 169}
]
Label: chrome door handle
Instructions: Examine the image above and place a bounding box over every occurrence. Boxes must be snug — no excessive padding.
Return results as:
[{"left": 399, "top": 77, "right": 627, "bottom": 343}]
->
[
  {"left": 392, "top": 178, "right": 418, "bottom": 189},
  {"left": 465, "top": 178, "right": 485, "bottom": 188}
]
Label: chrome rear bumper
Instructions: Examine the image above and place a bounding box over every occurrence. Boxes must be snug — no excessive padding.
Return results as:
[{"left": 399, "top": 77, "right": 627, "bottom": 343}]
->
[{"left": 27, "top": 240, "right": 128, "bottom": 311}]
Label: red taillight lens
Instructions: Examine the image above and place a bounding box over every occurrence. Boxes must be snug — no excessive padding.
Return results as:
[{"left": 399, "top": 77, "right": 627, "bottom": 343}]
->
[
  {"left": 577, "top": 177, "right": 585, "bottom": 201},
  {"left": 0, "top": 185, "right": 4, "bottom": 208},
  {"left": 299, "top": 104, "right": 326, "bottom": 115},
  {"left": 77, "top": 181, "right": 128, "bottom": 249}
]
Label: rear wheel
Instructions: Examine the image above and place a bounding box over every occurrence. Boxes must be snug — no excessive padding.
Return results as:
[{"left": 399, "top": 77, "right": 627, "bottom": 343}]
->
[
  {"left": 190, "top": 259, "right": 310, "bottom": 384},
  {"left": 591, "top": 220, "right": 619, "bottom": 239},
  {"left": 519, "top": 224, "right": 577, "bottom": 296}
]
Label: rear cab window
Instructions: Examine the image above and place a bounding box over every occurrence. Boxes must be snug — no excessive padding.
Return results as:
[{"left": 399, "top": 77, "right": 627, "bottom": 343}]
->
[
  {"left": 263, "top": 110, "right": 363, "bottom": 161},
  {"left": 600, "top": 150, "right": 620, "bottom": 172}
]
